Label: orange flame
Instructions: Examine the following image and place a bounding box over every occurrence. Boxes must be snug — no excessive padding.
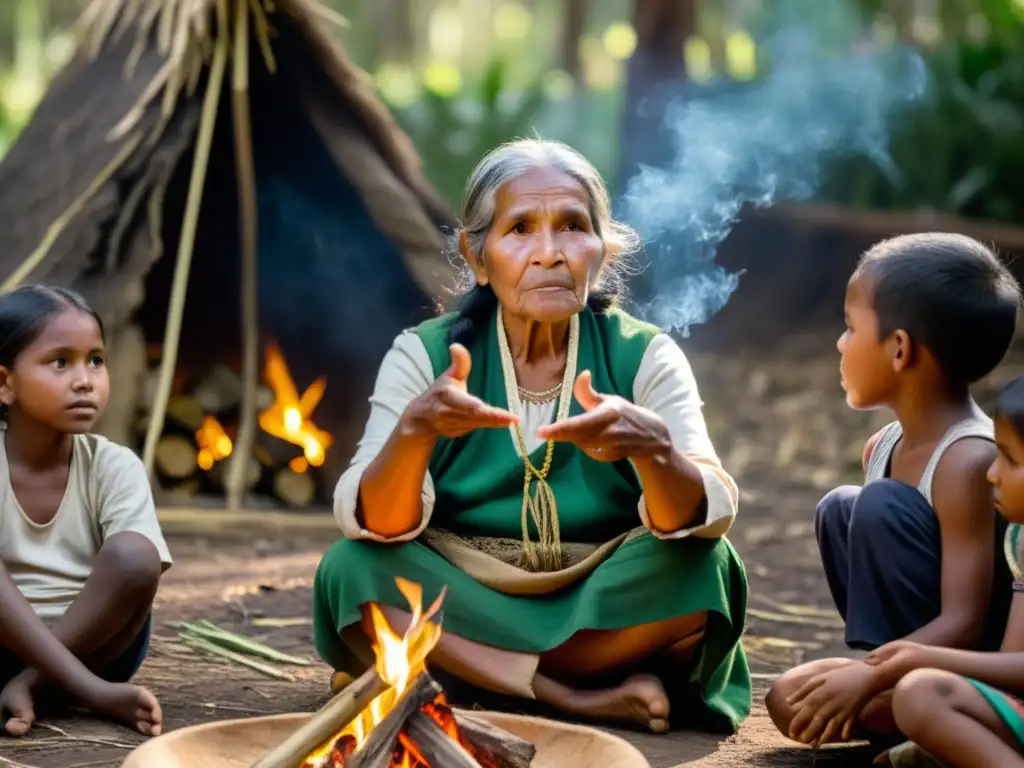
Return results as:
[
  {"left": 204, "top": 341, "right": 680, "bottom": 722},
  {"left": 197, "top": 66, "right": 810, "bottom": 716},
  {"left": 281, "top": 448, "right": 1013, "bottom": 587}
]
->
[
  {"left": 304, "top": 579, "right": 446, "bottom": 765},
  {"left": 260, "top": 342, "right": 333, "bottom": 470},
  {"left": 195, "top": 415, "right": 233, "bottom": 469}
]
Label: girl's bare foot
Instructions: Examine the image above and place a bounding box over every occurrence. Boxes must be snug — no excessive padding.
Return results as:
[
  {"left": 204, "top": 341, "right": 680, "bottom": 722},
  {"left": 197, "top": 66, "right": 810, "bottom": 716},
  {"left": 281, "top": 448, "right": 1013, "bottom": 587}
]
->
[
  {"left": 539, "top": 673, "right": 671, "bottom": 733},
  {"left": 0, "top": 672, "right": 36, "bottom": 736},
  {"left": 86, "top": 682, "right": 163, "bottom": 736}
]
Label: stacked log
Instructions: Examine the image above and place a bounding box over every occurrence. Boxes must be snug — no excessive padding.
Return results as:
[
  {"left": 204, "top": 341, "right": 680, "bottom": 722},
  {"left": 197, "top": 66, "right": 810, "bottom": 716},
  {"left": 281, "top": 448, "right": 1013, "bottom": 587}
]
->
[{"left": 134, "top": 362, "right": 326, "bottom": 507}]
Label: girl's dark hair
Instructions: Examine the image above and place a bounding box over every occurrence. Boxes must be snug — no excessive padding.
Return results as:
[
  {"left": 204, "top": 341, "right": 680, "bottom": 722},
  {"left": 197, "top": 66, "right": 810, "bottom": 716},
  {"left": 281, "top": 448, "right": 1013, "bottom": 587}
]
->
[
  {"left": 449, "top": 284, "right": 618, "bottom": 347},
  {"left": 994, "top": 376, "right": 1024, "bottom": 443},
  {"left": 0, "top": 284, "right": 104, "bottom": 368}
]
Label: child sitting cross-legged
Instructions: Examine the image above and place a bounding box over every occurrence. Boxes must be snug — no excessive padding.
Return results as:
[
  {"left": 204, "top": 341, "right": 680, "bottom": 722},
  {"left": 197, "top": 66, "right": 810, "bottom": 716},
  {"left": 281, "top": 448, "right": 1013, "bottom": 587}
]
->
[
  {"left": 0, "top": 285, "right": 171, "bottom": 737},
  {"left": 766, "top": 232, "right": 1021, "bottom": 744},
  {"left": 779, "top": 376, "right": 1024, "bottom": 767}
]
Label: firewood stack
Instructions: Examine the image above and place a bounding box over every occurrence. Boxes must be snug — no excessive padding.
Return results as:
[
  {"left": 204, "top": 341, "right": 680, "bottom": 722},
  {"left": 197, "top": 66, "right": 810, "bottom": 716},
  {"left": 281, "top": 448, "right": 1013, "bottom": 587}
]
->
[{"left": 134, "top": 358, "right": 327, "bottom": 508}]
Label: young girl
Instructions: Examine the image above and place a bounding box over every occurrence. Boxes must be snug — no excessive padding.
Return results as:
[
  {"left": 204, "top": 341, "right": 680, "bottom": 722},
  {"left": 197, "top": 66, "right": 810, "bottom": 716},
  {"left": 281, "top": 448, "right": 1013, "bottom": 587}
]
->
[
  {"left": 784, "top": 374, "right": 1024, "bottom": 767},
  {"left": 0, "top": 285, "right": 170, "bottom": 737}
]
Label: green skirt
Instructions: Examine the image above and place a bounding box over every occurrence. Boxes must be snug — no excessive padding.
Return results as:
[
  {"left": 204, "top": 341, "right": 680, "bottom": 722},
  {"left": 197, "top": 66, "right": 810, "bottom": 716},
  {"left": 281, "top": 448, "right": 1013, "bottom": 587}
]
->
[{"left": 312, "top": 531, "right": 751, "bottom": 733}]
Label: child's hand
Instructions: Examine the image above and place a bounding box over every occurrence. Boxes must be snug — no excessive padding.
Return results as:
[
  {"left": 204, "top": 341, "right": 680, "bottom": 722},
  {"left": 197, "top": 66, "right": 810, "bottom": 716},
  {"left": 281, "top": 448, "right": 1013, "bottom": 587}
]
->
[
  {"left": 864, "top": 639, "right": 926, "bottom": 669},
  {"left": 785, "top": 662, "right": 878, "bottom": 746}
]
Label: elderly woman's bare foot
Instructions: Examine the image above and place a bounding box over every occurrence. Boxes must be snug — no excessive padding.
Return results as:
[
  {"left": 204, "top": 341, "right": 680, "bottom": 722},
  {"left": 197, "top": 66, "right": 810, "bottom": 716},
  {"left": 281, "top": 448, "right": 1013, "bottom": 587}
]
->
[{"left": 536, "top": 673, "right": 670, "bottom": 733}]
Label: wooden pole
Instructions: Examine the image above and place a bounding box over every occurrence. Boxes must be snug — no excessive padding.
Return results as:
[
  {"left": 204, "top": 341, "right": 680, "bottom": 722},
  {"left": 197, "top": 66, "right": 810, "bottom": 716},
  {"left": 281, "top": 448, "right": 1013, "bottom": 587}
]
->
[
  {"left": 226, "top": 0, "right": 260, "bottom": 511},
  {"left": 141, "top": 0, "right": 231, "bottom": 477}
]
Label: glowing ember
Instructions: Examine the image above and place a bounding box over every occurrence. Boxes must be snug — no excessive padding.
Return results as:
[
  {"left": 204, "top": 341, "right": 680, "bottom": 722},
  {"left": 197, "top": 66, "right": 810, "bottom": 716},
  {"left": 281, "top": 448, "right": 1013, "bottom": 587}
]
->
[
  {"left": 195, "top": 415, "right": 233, "bottom": 470},
  {"left": 303, "top": 579, "right": 446, "bottom": 767},
  {"left": 259, "top": 342, "right": 333, "bottom": 470}
]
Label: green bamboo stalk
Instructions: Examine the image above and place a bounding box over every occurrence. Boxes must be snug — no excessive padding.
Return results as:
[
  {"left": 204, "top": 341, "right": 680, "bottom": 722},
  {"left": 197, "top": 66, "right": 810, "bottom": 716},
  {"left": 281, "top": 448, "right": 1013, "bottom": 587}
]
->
[
  {"left": 176, "top": 621, "right": 312, "bottom": 666},
  {"left": 179, "top": 634, "right": 295, "bottom": 681}
]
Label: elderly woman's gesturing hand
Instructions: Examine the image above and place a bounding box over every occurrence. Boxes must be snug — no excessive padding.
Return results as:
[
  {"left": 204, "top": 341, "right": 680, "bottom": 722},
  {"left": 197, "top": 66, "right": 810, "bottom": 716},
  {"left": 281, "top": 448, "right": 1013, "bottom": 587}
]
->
[
  {"left": 536, "top": 371, "right": 672, "bottom": 462},
  {"left": 404, "top": 343, "right": 519, "bottom": 439}
]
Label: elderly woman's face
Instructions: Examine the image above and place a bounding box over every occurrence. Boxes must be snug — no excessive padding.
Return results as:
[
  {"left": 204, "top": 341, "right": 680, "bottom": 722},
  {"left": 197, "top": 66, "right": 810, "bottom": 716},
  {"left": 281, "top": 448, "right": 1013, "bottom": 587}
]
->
[{"left": 472, "top": 167, "right": 604, "bottom": 322}]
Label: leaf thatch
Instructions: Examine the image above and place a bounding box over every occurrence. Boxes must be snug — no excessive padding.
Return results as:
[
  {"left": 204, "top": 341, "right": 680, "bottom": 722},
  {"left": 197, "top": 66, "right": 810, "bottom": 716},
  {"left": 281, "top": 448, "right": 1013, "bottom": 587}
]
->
[{"left": 74, "top": 0, "right": 280, "bottom": 145}]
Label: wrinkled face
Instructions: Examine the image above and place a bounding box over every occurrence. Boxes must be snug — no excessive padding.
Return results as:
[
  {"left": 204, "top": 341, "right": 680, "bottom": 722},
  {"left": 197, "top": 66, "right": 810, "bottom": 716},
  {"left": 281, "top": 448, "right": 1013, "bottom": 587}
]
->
[
  {"left": 469, "top": 166, "right": 605, "bottom": 322},
  {"left": 989, "top": 415, "right": 1024, "bottom": 524},
  {"left": 0, "top": 309, "right": 110, "bottom": 434},
  {"left": 837, "top": 272, "right": 898, "bottom": 410}
]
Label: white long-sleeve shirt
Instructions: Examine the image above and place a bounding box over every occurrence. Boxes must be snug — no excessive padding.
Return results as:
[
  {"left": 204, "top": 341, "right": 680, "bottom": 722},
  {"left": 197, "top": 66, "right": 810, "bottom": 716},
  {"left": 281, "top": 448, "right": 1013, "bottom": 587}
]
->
[{"left": 334, "top": 331, "right": 738, "bottom": 543}]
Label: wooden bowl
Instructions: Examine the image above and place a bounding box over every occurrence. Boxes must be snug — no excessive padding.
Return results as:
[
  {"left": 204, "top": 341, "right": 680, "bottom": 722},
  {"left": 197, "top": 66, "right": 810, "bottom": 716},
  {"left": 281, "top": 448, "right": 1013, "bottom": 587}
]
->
[{"left": 120, "top": 709, "right": 651, "bottom": 767}]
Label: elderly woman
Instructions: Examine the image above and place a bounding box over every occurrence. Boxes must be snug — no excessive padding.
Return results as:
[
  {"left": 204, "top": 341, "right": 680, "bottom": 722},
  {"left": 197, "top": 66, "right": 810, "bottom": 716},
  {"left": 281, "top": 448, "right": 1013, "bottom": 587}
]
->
[{"left": 312, "top": 139, "right": 750, "bottom": 734}]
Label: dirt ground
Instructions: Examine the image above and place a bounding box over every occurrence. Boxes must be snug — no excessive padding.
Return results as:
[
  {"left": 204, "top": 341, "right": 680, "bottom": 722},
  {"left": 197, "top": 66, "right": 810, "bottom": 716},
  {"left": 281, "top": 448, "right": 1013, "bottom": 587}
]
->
[{"left": 3, "top": 335, "right": 1022, "bottom": 768}]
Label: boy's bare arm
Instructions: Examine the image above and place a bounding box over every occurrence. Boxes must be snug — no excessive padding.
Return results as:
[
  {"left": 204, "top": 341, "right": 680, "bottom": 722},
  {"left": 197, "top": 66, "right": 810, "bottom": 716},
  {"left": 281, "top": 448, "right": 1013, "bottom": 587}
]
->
[
  {"left": 877, "top": 595, "right": 1024, "bottom": 694},
  {"left": 903, "top": 438, "right": 996, "bottom": 648}
]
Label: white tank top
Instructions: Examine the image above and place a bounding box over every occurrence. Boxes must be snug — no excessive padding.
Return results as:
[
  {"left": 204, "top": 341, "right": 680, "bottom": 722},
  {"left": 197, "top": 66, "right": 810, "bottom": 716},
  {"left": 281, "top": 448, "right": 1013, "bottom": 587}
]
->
[{"left": 864, "top": 405, "right": 993, "bottom": 506}]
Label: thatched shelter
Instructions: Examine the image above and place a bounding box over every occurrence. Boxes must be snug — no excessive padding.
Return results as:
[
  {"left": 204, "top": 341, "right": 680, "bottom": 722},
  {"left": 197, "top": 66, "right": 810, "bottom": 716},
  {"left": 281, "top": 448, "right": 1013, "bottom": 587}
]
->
[{"left": 0, "top": 0, "right": 458, "bottom": 506}]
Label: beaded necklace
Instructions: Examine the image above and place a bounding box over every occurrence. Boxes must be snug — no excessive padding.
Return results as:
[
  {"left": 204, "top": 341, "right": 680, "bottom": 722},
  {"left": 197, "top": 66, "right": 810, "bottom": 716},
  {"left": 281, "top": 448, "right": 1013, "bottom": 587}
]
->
[{"left": 496, "top": 311, "right": 579, "bottom": 572}]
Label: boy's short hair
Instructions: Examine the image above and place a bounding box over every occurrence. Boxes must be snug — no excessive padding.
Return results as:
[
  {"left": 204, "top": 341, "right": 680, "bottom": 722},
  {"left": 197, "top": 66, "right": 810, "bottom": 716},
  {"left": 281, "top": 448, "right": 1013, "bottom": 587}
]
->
[
  {"left": 994, "top": 376, "right": 1024, "bottom": 441},
  {"left": 858, "top": 232, "right": 1020, "bottom": 385}
]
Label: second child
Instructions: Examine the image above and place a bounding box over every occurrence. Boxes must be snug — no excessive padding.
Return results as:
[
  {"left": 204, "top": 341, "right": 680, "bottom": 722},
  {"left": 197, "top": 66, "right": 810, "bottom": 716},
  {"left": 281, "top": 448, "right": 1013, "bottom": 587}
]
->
[{"left": 766, "top": 232, "right": 1021, "bottom": 743}]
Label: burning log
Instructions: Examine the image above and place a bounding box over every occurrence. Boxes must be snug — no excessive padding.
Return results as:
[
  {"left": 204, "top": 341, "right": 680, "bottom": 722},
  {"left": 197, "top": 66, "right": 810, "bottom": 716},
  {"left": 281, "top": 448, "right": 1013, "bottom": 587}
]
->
[
  {"left": 250, "top": 666, "right": 389, "bottom": 768},
  {"left": 404, "top": 709, "right": 483, "bottom": 767},
  {"left": 343, "top": 674, "right": 443, "bottom": 768},
  {"left": 254, "top": 432, "right": 320, "bottom": 508},
  {"left": 318, "top": 680, "right": 537, "bottom": 768},
  {"left": 256, "top": 432, "right": 305, "bottom": 469},
  {"left": 263, "top": 580, "right": 537, "bottom": 768},
  {"left": 453, "top": 711, "right": 536, "bottom": 768},
  {"left": 254, "top": 580, "right": 448, "bottom": 768}
]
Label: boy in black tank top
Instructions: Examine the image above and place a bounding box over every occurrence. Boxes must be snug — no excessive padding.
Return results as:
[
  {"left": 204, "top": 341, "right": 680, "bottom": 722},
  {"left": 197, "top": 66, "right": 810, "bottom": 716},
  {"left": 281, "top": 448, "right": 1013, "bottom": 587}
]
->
[{"left": 765, "top": 232, "right": 1021, "bottom": 747}]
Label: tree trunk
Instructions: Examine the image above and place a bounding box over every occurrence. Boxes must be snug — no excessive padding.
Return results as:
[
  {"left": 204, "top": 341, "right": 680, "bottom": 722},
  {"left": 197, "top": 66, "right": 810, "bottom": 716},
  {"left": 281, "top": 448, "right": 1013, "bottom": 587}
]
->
[
  {"left": 615, "top": 0, "right": 697, "bottom": 200},
  {"left": 559, "top": 0, "right": 587, "bottom": 86},
  {"left": 369, "top": 0, "right": 415, "bottom": 65},
  {"left": 883, "top": 0, "right": 915, "bottom": 43}
]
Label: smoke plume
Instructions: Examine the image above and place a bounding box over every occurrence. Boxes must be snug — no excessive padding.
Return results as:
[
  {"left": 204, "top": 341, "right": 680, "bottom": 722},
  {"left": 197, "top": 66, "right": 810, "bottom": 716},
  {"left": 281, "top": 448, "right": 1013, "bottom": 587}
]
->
[{"left": 621, "top": 5, "right": 928, "bottom": 335}]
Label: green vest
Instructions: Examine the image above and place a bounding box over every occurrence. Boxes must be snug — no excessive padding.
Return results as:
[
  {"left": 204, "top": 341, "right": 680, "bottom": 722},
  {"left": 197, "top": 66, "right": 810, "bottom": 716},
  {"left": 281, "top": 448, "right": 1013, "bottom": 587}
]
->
[{"left": 415, "top": 304, "right": 661, "bottom": 544}]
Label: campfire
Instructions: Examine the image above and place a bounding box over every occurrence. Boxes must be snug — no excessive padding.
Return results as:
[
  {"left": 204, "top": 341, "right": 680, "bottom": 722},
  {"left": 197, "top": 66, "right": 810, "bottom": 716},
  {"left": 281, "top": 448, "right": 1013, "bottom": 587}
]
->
[
  {"left": 142, "top": 342, "right": 333, "bottom": 507},
  {"left": 252, "top": 578, "right": 536, "bottom": 768}
]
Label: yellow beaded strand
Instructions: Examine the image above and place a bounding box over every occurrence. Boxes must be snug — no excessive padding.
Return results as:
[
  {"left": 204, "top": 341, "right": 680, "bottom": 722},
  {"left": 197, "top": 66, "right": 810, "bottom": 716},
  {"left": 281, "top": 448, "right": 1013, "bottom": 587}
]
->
[{"left": 496, "top": 312, "right": 579, "bottom": 572}]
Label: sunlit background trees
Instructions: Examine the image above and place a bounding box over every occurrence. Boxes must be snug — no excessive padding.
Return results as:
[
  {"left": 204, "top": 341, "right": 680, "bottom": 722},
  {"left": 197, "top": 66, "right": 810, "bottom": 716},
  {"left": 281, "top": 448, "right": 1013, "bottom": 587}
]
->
[{"left": 2, "top": 0, "right": 1024, "bottom": 223}]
